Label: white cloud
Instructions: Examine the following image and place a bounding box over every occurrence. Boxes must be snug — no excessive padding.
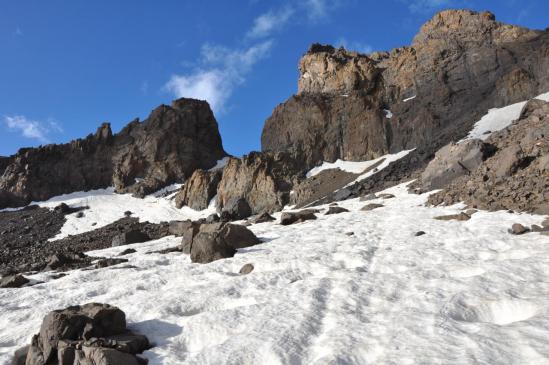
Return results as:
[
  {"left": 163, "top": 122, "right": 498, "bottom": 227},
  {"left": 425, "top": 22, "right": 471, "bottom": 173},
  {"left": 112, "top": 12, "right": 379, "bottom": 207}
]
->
[
  {"left": 3, "top": 115, "right": 53, "bottom": 143},
  {"left": 165, "top": 41, "right": 273, "bottom": 114},
  {"left": 248, "top": 6, "right": 294, "bottom": 38},
  {"left": 303, "top": 0, "right": 344, "bottom": 21},
  {"left": 336, "top": 37, "right": 373, "bottom": 54},
  {"left": 404, "top": 0, "right": 453, "bottom": 13}
]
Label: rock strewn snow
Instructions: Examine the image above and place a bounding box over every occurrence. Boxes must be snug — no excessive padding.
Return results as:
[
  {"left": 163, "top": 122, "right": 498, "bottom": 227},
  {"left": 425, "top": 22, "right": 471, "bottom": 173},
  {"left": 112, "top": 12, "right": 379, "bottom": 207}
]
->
[{"left": 1, "top": 183, "right": 548, "bottom": 364}]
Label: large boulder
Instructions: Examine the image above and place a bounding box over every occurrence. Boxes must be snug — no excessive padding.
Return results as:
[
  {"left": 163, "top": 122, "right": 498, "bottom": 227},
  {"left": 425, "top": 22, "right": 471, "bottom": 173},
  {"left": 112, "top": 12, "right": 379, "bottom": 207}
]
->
[
  {"left": 111, "top": 230, "right": 150, "bottom": 247},
  {"left": 23, "top": 303, "right": 149, "bottom": 365},
  {"left": 216, "top": 151, "right": 306, "bottom": 215},
  {"left": 221, "top": 197, "right": 252, "bottom": 220},
  {"left": 190, "top": 223, "right": 261, "bottom": 263},
  {"left": 419, "top": 139, "right": 487, "bottom": 190},
  {"left": 174, "top": 169, "right": 222, "bottom": 210},
  {"left": 0, "top": 98, "right": 227, "bottom": 209}
]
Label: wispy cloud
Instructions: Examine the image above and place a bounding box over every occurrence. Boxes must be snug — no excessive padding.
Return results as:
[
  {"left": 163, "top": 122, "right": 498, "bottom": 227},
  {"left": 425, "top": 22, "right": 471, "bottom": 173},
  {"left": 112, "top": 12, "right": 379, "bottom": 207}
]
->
[
  {"left": 336, "top": 37, "right": 373, "bottom": 54},
  {"left": 165, "top": 0, "right": 345, "bottom": 114},
  {"left": 14, "top": 27, "right": 23, "bottom": 36},
  {"left": 165, "top": 41, "right": 273, "bottom": 113},
  {"left": 403, "top": 0, "right": 453, "bottom": 13},
  {"left": 3, "top": 116, "right": 62, "bottom": 143},
  {"left": 248, "top": 6, "right": 294, "bottom": 38}
]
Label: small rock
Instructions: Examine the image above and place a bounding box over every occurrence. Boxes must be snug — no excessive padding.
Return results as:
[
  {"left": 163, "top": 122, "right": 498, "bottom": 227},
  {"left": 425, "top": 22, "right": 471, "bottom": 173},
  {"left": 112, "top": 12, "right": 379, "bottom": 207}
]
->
[
  {"left": 206, "top": 213, "right": 220, "bottom": 223},
  {"left": 118, "top": 248, "right": 137, "bottom": 256},
  {"left": 0, "top": 274, "right": 29, "bottom": 288},
  {"left": 252, "top": 212, "right": 276, "bottom": 224},
  {"left": 361, "top": 203, "right": 384, "bottom": 211},
  {"left": 124, "top": 211, "right": 133, "bottom": 217},
  {"left": 345, "top": 232, "right": 354, "bottom": 236},
  {"left": 95, "top": 258, "right": 129, "bottom": 269},
  {"left": 54, "top": 203, "right": 71, "bottom": 214},
  {"left": 325, "top": 206, "right": 350, "bottom": 215},
  {"left": 75, "top": 211, "right": 85, "bottom": 218},
  {"left": 415, "top": 231, "right": 426, "bottom": 236},
  {"left": 509, "top": 223, "right": 529, "bottom": 235},
  {"left": 239, "top": 264, "right": 254, "bottom": 275},
  {"left": 359, "top": 193, "right": 377, "bottom": 201},
  {"left": 434, "top": 212, "right": 471, "bottom": 221},
  {"left": 280, "top": 211, "right": 317, "bottom": 225},
  {"left": 377, "top": 193, "right": 395, "bottom": 199}
]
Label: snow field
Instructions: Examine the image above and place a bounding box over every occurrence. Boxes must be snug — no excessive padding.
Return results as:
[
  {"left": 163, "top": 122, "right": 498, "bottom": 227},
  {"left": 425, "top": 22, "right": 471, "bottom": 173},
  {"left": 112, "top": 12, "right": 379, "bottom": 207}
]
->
[{"left": 1, "top": 183, "right": 548, "bottom": 364}]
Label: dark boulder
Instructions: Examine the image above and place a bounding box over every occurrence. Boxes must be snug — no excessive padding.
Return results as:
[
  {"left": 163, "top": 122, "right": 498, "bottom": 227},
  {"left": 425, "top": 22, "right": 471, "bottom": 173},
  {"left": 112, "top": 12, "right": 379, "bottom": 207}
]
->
[
  {"left": 360, "top": 203, "right": 384, "bottom": 211},
  {"left": 23, "top": 303, "right": 149, "bottom": 365},
  {"left": 111, "top": 230, "right": 150, "bottom": 247},
  {"left": 280, "top": 210, "right": 317, "bottom": 225},
  {"left": 509, "top": 223, "right": 529, "bottom": 235},
  {"left": 239, "top": 264, "right": 254, "bottom": 275},
  {"left": 251, "top": 212, "right": 276, "bottom": 224},
  {"left": 221, "top": 198, "right": 252, "bottom": 220}
]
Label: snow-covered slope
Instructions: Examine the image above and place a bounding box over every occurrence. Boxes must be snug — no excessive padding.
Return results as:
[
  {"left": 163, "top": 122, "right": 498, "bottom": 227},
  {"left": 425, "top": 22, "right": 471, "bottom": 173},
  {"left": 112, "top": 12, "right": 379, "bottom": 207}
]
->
[
  {"left": 1, "top": 183, "right": 548, "bottom": 364},
  {"left": 463, "top": 91, "right": 549, "bottom": 141}
]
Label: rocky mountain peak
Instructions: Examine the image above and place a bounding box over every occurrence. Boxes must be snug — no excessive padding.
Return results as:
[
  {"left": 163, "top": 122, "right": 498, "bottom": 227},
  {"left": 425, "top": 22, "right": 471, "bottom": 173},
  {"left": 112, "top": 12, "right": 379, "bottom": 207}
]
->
[{"left": 413, "top": 9, "right": 538, "bottom": 45}]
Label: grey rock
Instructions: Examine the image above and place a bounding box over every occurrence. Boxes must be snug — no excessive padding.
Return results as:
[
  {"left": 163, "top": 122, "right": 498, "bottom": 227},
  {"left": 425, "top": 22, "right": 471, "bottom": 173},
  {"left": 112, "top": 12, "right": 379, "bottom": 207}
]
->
[
  {"left": 118, "top": 248, "right": 136, "bottom": 256},
  {"left": 359, "top": 193, "right": 377, "bottom": 201},
  {"left": 174, "top": 169, "right": 222, "bottom": 210},
  {"left": 251, "top": 212, "right": 276, "bottom": 224},
  {"left": 95, "top": 258, "right": 129, "bottom": 269},
  {"left": 239, "top": 264, "right": 254, "bottom": 275},
  {"left": 510, "top": 223, "right": 529, "bottom": 235},
  {"left": 360, "top": 203, "right": 384, "bottom": 211},
  {"left": 325, "top": 206, "right": 350, "bottom": 215},
  {"left": 415, "top": 231, "right": 426, "bottom": 236},
  {"left": 221, "top": 197, "right": 252, "bottom": 221},
  {"left": 434, "top": 213, "right": 471, "bottom": 221}
]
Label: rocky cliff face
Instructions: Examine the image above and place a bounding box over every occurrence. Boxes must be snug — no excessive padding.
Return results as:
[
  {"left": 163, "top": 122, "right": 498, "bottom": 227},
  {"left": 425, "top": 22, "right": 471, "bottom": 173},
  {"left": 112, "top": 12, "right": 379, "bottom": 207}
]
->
[
  {"left": 0, "top": 98, "right": 226, "bottom": 209},
  {"left": 262, "top": 10, "right": 549, "bottom": 170}
]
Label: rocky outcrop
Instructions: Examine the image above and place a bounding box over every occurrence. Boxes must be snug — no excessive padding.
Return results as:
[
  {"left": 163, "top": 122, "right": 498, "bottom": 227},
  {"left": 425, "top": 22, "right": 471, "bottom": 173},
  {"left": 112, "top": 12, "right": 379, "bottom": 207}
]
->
[
  {"left": 23, "top": 303, "right": 149, "bottom": 365},
  {"left": 174, "top": 169, "right": 222, "bottom": 210},
  {"left": 216, "top": 151, "right": 306, "bottom": 215},
  {"left": 428, "top": 99, "right": 549, "bottom": 213},
  {"left": 0, "top": 98, "right": 226, "bottom": 209},
  {"left": 262, "top": 10, "right": 549, "bottom": 171}
]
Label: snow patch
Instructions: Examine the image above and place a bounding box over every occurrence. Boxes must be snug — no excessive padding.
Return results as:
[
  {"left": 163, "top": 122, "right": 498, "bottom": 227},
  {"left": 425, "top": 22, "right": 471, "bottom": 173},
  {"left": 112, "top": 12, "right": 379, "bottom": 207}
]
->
[
  {"left": 383, "top": 109, "right": 393, "bottom": 118},
  {"left": 307, "top": 150, "right": 413, "bottom": 179},
  {"left": 463, "top": 91, "right": 549, "bottom": 141},
  {"left": 209, "top": 157, "right": 230, "bottom": 171},
  {"left": 403, "top": 95, "right": 416, "bottom": 102}
]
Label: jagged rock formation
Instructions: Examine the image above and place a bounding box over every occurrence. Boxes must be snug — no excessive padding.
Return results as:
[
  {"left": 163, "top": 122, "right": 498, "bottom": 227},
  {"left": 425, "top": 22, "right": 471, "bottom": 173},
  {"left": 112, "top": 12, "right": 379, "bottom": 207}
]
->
[
  {"left": 262, "top": 10, "right": 549, "bottom": 171},
  {"left": 216, "top": 151, "right": 306, "bottom": 215},
  {"left": 174, "top": 169, "right": 222, "bottom": 210},
  {"left": 428, "top": 99, "right": 549, "bottom": 214},
  {"left": 0, "top": 98, "right": 226, "bottom": 209}
]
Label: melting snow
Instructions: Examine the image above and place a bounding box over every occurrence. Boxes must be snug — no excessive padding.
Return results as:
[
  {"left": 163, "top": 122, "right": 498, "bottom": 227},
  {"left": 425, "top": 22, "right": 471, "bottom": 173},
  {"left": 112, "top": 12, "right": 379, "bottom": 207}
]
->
[
  {"left": 383, "top": 109, "right": 393, "bottom": 118},
  {"left": 463, "top": 91, "right": 549, "bottom": 141},
  {"left": 1, "top": 183, "right": 548, "bottom": 364},
  {"left": 403, "top": 95, "right": 416, "bottom": 102},
  {"left": 307, "top": 150, "right": 413, "bottom": 179}
]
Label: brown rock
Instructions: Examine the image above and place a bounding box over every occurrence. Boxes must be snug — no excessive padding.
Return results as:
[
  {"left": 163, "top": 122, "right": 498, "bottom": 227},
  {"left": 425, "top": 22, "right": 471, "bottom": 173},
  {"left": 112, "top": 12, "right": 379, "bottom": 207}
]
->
[
  {"left": 280, "top": 211, "right": 317, "bottom": 225},
  {"left": 239, "top": 264, "right": 254, "bottom": 275},
  {"left": 434, "top": 212, "right": 471, "bottom": 221},
  {"left": 360, "top": 203, "right": 384, "bottom": 211},
  {"left": 174, "top": 169, "right": 222, "bottom": 210}
]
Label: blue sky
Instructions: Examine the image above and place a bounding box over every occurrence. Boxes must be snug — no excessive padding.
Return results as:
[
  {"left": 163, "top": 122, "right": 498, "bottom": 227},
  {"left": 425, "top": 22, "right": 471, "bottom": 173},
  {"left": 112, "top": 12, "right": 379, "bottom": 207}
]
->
[{"left": 1, "top": 0, "right": 548, "bottom": 157}]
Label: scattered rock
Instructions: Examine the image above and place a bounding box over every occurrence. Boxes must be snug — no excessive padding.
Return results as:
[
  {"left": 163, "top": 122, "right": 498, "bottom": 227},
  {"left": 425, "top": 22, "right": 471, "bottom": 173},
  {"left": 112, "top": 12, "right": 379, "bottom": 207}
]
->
[
  {"left": 434, "top": 212, "right": 471, "bottom": 221},
  {"left": 359, "top": 193, "right": 377, "bottom": 201},
  {"left": 112, "top": 230, "right": 150, "bottom": 247},
  {"left": 325, "top": 206, "right": 350, "bottom": 215},
  {"left": 377, "top": 193, "right": 395, "bottom": 199},
  {"left": 23, "top": 303, "right": 149, "bottom": 365},
  {"left": 124, "top": 211, "right": 132, "bottom": 217},
  {"left": 251, "top": 212, "right": 276, "bottom": 224},
  {"left": 345, "top": 232, "right": 354, "bottom": 236},
  {"left": 239, "top": 264, "right": 254, "bottom": 275},
  {"left": 95, "top": 258, "right": 129, "bottom": 269},
  {"left": 415, "top": 231, "right": 426, "bottom": 236},
  {"left": 280, "top": 210, "right": 317, "bottom": 225},
  {"left": 0, "top": 273, "right": 29, "bottom": 288},
  {"left": 509, "top": 223, "right": 529, "bottom": 235},
  {"left": 75, "top": 211, "right": 85, "bottom": 218},
  {"left": 361, "top": 203, "right": 384, "bottom": 211}
]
